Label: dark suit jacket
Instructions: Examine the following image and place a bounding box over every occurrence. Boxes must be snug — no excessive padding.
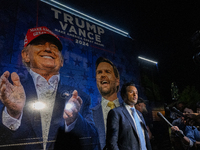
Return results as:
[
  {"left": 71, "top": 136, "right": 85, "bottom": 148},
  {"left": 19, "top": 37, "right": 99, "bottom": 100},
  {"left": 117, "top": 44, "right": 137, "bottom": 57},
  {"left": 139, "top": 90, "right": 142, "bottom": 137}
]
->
[
  {"left": 92, "top": 100, "right": 122, "bottom": 150},
  {"left": 0, "top": 73, "right": 99, "bottom": 150},
  {"left": 92, "top": 103, "right": 106, "bottom": 150},
  {"left": 105, "top": 103, "right": 152, "bottom": 150}
]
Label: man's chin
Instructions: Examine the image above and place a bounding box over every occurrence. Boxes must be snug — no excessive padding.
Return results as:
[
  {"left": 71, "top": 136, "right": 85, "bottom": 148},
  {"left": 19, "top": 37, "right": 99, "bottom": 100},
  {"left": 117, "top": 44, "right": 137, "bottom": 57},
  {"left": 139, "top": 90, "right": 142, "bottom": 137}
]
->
[{"left": 100, "top": 90, "right": 112, "bottom": 97}]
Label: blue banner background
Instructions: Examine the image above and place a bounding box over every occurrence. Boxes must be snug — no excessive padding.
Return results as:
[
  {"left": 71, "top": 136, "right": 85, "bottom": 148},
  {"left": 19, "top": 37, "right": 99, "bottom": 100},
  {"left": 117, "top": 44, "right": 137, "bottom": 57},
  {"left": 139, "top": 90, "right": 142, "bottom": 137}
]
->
[{"left": 0, "top": 0, "right": 141, "bottom": 108}]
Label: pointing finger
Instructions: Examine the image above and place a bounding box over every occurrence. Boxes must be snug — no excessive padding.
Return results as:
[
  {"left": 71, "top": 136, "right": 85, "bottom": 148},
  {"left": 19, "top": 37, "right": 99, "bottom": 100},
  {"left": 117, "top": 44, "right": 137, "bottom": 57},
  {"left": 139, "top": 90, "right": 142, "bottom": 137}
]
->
[{"left": 72, "top": 90, "right": 78, "bottom": 99}]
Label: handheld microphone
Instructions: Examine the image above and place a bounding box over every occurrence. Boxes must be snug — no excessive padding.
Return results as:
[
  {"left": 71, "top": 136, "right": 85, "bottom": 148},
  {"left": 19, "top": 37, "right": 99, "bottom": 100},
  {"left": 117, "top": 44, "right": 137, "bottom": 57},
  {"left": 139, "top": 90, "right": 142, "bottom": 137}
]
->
[
  {"left": 157, "top": 112, "right": 185, "bottom": 138},
  {"left": 171, "top": 107, "right": 184, "bottom": 117},
  {"left": 157, "top": 112, "right": 173, "bottom": 127}
]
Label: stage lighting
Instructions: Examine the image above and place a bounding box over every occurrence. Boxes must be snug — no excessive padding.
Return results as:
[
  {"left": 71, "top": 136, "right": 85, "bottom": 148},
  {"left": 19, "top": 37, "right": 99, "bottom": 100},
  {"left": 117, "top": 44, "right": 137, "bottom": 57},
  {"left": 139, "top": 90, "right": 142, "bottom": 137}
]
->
[
  {"left": 40, "top": 0, "right": 131, "bottom": 38},
  {"left": 138, "top": 56, "right": 158, "bottom": 64}
]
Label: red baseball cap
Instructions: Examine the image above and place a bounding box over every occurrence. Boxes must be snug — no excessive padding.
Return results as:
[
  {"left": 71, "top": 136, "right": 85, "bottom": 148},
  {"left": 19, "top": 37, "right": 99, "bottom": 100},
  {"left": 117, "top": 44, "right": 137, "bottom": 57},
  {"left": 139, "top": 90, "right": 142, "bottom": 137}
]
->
[{"left": 24, "top": 26, "right": 62, "bottom": 51}]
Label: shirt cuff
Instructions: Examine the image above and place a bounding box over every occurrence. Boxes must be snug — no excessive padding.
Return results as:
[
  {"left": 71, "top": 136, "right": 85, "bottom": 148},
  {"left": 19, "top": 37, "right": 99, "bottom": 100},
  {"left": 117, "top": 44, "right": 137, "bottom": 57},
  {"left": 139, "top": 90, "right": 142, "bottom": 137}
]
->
[
  {"left": 65, "top": 119, "right": 77, "bottom": 132},
  {"left": 2, "top": 107, "right": 22, "bottom": 130},
  {"left": 189, "top": 139, "right": 194, "bottom": 147}
]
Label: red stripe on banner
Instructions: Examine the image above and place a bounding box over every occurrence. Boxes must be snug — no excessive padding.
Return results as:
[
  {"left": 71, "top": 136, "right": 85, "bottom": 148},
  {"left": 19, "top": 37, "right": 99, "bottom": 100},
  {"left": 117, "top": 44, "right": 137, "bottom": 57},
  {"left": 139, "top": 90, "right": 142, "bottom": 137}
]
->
[{"left": 90, "top": 45, "right": 115, "bottom": 54}]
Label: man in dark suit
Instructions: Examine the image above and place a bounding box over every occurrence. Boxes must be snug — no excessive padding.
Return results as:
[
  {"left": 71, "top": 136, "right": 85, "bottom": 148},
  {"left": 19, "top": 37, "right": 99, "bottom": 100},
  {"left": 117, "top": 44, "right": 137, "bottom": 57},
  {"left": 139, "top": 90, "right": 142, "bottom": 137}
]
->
[
  {"left": 0, "top": 26, "right": 98, "bottom": 150},
  {"left": 92, "top": 57, "right": 121, "bottom": 150},
  {"left": 105, "top": 82, "right": 152, "bottom": 150}
]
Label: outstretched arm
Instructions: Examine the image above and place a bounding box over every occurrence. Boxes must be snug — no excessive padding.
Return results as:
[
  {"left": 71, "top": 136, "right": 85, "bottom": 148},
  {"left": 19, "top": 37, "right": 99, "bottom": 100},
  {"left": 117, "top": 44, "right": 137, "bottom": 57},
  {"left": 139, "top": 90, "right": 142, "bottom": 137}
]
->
[{"left": 171, "top": 126, "right": 193, "bottom": 147}]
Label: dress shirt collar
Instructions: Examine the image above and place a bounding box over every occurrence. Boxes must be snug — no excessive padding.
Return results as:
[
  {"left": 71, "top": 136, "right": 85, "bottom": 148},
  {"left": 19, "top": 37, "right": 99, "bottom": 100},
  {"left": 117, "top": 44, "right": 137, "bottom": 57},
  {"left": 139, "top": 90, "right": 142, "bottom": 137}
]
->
[
  {"left": 124, "top": 102, "right": 143, "bottom": 122},
  {"left": 124, "top": 102, "right": 135, "bottom": 113},
  {"left": 101, "top": 97, "right": 120, "bottom": 108},
  {"left": 29, "top": 69, "right": 60, "bottom": 88}
]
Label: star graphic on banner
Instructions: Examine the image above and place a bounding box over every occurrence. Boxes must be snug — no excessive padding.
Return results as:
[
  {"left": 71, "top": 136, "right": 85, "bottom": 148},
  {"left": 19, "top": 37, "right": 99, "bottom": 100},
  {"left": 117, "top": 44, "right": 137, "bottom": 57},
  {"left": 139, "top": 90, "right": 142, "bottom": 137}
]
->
[
  {"left": 92, "top": 51, "right": 98, "bottom": 57},
  {"left": 67, "top": 71, "right": 75, "bottom": 80},
  {"left": 81, "top": 72, "right": 88, "bottom": 80},
  {"left": 73, "top": 58, "right": 81, "bottom": 66},
  {"left": 88, "top": 87, "right": 94, "bottom": 94},
  {"left": 75, "top": 82, "right": 80, "bottom": 88},
  {"left": 86, "top": 61, "right": 92, "bottom": 68},
  {"left": 80, "top": 48, "right": 86, "bottom": 54},
  {"left": 66, "top": 45, "right": 74, "bottom": 52}
]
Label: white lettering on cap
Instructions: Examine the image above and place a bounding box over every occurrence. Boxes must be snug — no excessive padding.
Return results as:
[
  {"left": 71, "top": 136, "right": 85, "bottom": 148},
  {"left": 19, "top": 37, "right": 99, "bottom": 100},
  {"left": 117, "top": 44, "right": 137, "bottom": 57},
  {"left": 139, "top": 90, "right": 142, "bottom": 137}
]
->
[
  {"left": 24, "top": 35, "right": 28, "bottom": 45},
  {"left": 30, "top": 27, "right": 42, "bottom": 32},
  {"left": 33, "top": 31, "right": 47, "bottom": 36}
]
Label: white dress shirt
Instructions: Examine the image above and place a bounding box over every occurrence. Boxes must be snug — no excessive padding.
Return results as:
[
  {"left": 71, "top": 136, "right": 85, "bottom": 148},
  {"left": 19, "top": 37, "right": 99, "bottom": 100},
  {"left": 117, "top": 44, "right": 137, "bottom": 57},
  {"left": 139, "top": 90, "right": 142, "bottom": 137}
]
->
[{"left": 101, "top": 97, "right": 120, "bottom": 131}]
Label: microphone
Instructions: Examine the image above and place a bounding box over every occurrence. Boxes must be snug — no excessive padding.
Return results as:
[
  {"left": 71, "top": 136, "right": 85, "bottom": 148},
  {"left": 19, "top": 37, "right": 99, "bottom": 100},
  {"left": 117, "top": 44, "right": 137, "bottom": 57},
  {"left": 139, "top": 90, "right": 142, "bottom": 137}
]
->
[
  {"left": 157, "top": 112, "right": 173, "bottom": 127},
  {"left": 157, "top": 112, "right": 185, "bottom": 138},
  {"left": 171, "top": 107, "right": 184, "bottom": 117}
]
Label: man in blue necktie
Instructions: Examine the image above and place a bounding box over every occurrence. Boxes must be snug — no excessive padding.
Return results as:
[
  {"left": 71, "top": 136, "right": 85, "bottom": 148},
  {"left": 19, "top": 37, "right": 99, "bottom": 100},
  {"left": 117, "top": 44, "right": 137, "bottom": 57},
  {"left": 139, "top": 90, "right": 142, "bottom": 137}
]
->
[{"left": 105, "top": 82, "right": 152, "bottom": 150}]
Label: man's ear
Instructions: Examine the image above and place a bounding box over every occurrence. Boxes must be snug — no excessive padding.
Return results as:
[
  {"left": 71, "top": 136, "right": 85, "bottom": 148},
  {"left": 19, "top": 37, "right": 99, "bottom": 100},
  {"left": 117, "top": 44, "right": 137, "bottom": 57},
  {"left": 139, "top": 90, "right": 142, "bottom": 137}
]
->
[
  {"left": 116, "top": 78, "right": 120, "bottom": 86},
  {"left": 60, "top": 54, "right": 64, "bottom": 67},
  {"left": 21, "top": 49, "right": 30, "bottom": 63},
  {"left": 61, "top": 59, "right": 64, "bottom": 67},
  {"left": 123, "top": 95, "right": 128, "bottom": 102}
]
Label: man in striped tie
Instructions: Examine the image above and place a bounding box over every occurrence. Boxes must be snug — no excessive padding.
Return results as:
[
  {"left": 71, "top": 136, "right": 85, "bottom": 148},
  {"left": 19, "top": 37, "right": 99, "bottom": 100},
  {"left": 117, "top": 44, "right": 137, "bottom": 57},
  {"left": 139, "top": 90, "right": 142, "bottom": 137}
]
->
[{"left": 105, "top": 82, "right": 152, "bottom": 150}]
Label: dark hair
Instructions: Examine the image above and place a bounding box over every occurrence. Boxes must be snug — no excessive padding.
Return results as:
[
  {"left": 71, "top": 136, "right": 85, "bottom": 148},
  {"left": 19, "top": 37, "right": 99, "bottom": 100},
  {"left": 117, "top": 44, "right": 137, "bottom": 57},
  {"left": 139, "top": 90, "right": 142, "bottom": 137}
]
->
[
  {"left": 184, "top": 104, "right": 196, "bottom": 113},
  {"left": 175, "top": 101, "right": 185, "bottom": 112},
  {"left": 196, "top": 101, "right": 200, "bottom": 108},
  {"left": 95, "top": 57, "right": 120, "bottom": 91},
  {"left": 136, "top": 97, "right": 146, "bottom": 105},
  {"left": 120, "top": 82, "right": 136, "bottom": 100}
]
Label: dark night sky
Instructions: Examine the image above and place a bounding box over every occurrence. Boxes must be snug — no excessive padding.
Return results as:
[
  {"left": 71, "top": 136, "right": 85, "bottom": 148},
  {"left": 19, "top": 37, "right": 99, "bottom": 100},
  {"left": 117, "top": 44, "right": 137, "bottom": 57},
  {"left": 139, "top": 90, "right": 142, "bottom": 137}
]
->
[{"left": 59, "top": 0, "right": 200, "bottom": 101}]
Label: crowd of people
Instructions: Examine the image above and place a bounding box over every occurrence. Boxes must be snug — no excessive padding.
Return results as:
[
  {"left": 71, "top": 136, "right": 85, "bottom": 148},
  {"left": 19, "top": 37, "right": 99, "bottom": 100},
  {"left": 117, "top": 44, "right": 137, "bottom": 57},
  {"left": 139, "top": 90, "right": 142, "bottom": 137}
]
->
[{"left": 166, "top": 101, "right": 200, "bottom": 150}]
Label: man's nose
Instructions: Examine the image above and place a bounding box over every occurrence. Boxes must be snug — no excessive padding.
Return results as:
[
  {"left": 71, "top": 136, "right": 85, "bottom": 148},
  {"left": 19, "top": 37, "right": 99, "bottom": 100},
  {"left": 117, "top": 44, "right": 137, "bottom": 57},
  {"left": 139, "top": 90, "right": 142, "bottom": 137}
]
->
[
  {"left": 101, "top": 71, "right": 107, "bottom": 77},
  {"left": 44, "top": 42, "right": 51, "bottom": 51}
]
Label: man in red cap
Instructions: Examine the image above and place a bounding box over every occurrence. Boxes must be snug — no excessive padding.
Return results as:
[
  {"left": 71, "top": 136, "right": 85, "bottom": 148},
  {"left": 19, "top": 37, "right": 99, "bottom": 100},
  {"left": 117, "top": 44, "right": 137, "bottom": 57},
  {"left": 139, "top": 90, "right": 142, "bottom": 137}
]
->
[{"left": 0, "top": 26, "right": 99, "bottom": 150}]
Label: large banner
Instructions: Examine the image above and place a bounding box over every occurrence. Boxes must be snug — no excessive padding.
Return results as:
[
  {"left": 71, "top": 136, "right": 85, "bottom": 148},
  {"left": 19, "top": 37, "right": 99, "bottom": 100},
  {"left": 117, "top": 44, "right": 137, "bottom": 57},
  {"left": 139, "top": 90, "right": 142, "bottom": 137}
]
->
[{"left": 0, "top": 0, "right": 141, "bottom": 149}]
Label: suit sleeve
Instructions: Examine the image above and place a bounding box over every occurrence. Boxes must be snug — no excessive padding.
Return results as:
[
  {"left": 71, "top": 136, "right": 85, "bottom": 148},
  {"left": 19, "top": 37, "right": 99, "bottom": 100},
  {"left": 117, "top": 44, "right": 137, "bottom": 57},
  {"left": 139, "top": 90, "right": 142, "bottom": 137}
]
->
[{"left": 105, "top": 109, "right": 120, "bottom": 150}]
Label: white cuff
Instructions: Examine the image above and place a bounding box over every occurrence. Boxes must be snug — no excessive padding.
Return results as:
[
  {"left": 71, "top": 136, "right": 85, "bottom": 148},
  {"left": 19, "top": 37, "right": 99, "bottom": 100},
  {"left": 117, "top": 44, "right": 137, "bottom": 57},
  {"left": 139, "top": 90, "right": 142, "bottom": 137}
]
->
[
  {"left": 189, "top": 139, "right": 194, "bottom": 147},
  {"left": 2, "top": 107, "right": 22, "bottom": 130}
]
